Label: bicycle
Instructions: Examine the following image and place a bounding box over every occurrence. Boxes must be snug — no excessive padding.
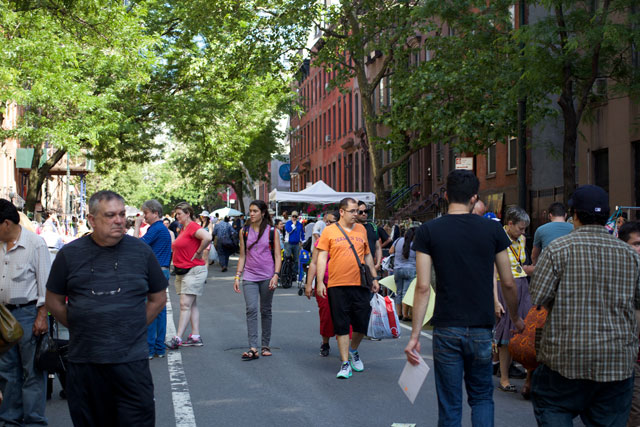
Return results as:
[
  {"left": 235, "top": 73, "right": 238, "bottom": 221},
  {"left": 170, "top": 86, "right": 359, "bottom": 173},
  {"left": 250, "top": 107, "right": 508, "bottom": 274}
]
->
[{"left": 279, "top": 251, "right": 295, "bottom": 289}]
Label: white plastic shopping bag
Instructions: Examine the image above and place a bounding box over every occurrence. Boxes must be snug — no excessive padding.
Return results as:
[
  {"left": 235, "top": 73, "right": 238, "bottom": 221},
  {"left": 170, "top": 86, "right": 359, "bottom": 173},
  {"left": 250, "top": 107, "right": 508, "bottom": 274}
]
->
[
  {"left": 208, "top": 245, "right": 219, "bottom": 263},
  {"left": 367, "top": 293, "right": 401, "bottom": 339}
]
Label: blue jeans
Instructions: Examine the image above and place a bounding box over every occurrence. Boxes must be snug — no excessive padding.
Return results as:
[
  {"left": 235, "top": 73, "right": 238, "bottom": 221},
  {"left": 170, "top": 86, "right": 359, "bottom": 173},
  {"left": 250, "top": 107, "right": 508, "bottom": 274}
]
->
[
  {"left": 531, "top": 364, "right": 633, "bottom": 426},
  {"left": 393, "top": 267, "right": 415, "bottom": 304},
  {"left": 147, "top": 269, "right": 169, "bottom": 356},
  {"left": 433, "top": 327, "right": 494, "bottom": 427},
  {"left": 285, "top": 242, "right": 300, "bottom": 276},
  {"left": 0, "top": 304, "right": 47, "bottom": 426}
]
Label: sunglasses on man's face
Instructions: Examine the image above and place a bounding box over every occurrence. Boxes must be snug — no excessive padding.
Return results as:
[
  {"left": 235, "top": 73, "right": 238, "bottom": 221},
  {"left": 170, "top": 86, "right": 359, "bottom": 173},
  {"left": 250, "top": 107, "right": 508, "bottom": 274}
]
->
[
  {"left": 358, "top": 210, "right": 368, "bottom": 215},
  {"left": 292, "top": 215, "right": 298, "bottom": 218}
]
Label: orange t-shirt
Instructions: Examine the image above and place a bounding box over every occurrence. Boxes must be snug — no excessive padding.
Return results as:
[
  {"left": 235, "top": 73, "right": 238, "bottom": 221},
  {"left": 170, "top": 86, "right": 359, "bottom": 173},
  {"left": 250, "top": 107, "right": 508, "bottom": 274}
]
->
[{"left": 316, "top": 223, "right": 370, "bottom": 287}]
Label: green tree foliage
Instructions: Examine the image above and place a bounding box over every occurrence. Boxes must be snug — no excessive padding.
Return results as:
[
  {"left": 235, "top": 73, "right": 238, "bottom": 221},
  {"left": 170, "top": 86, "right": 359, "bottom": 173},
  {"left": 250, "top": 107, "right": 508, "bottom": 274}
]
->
[
  {"left": 139, "top": 0, "right": 314, "bottom": 211},
  {"left": 313, "top": 0, "right": 519, "bottom": 215},
  {"left": 0, "top": 0, "right": 158, "bottom": 212},
  {"left": 85, "top": 157, "right": 209, "bottom": 213},
  {"left": 514, "top": 0, "right": 640, "bottom": 203}
]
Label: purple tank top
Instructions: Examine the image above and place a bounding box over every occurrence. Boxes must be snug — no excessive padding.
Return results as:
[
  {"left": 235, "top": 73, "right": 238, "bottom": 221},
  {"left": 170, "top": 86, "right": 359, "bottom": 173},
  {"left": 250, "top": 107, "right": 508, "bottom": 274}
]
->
[{"left": 243, "top": 226, "right": 275, "bottom": 282}]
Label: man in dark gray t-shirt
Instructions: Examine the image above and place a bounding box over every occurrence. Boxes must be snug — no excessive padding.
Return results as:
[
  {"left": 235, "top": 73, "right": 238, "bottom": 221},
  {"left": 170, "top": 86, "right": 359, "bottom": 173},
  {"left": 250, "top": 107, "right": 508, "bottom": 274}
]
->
[{"left": 46, "top": 190, "right": 167, "bottom": 427}]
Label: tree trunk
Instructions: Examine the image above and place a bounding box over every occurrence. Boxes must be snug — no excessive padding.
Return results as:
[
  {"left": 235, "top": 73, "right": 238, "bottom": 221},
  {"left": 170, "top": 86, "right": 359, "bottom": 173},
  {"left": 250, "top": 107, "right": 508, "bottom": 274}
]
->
[
  {"left": 558, "top": 93, "right": 578, "bottom": 205},
  {"left": 231, "top": 182, "right": 245, "bottom": 213},
  {"left": 358, "top": 82, "right": 388, "bottom": 218},
  {"left": 24, "top": 148, "right": 66, "bottom": 213}
]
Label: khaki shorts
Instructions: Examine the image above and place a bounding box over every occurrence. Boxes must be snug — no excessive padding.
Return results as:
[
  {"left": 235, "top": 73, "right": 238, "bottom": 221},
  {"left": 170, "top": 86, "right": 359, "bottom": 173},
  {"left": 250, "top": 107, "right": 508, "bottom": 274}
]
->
[{"left": 174, "top": 265, "right": 207, "bottom": 296}]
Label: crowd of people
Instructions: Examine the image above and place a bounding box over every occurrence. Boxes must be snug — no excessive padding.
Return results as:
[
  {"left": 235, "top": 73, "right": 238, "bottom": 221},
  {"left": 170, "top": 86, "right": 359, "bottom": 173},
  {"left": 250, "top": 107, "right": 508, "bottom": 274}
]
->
[{"left": 1, "top": 170, "right": 640, "bottom": 426}]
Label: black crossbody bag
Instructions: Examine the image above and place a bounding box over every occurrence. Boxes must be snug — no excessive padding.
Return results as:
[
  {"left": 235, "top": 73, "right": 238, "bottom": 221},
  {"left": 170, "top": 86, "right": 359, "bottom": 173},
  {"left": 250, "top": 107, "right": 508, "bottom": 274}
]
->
[{"left": 336, "top": 224, "right": 375, "bottom": 291}]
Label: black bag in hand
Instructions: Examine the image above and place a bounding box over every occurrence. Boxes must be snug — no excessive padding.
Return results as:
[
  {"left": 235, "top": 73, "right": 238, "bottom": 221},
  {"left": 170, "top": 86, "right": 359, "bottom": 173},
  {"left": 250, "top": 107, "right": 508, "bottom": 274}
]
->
[{"left": 35, "top": 333, "right": 66, "bottom": 373}]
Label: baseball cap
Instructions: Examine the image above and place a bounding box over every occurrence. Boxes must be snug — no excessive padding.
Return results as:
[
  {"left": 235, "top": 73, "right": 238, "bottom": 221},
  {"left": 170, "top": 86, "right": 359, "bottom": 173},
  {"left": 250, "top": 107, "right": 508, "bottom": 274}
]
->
[
  {"left": 568, "top": 185, "right": 609, "bottom": 215},
  {"left": 200, "top": 210, "right": 210, "bottom": 217},
  {"left": 291, "top": 211, "right": 299, "bottom": 217},
  {"left": 483, "top": 212, "right": 500, "bottom": 221}
]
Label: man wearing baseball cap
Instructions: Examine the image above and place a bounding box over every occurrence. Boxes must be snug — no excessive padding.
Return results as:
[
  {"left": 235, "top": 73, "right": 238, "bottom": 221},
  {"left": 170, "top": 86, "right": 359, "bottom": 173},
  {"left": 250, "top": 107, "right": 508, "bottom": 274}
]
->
[{"left": 529, "top": 185, "right": 640, "bottom": 425}]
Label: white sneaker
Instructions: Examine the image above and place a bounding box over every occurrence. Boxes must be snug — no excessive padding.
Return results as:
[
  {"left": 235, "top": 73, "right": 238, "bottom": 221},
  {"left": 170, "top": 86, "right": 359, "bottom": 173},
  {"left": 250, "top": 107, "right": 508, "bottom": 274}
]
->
[
  {"left": 349, "top": 350, "right": 364, "bottom": 372},
  {"left": 336, "top": 361, "right": 352, "bottom": 379}
]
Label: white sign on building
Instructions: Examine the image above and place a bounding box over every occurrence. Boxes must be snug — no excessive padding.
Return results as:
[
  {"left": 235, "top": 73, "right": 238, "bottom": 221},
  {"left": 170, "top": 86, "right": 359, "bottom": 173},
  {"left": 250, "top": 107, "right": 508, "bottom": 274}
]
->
[{"left": 455, "top": 157, "right": 474, "bottom": 171}]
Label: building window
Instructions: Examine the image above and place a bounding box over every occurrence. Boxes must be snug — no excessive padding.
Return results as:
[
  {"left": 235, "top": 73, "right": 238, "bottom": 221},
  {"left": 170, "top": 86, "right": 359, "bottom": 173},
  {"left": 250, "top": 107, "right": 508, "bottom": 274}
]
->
[
  {"left": 332, "top": 162, "right": 336, "bottom": 188},
  {"left": 386, "top": 77, "right": 391, "bottom": 106},
  {"left": 487, "top": 143, "right": 496, "bottom": 175},
  {"left": 355, "top": 153, "right": 360, "bottom": 191},
  {"left": 342, "top": 96, "right": 347, "bottom": 135},
  {"left": 349, "top": 92, "right": 353, "bottom": 131},
  {"left": 593, "top": 148, "right": 609, "bottom": 194},
  {"left": 448, "top": 145, "right": 458, "bottom": 173},
  {"left": 332, "top": 105, "right": 336, "bottom": 142},
  {"left": 354, "top": 93, "right": 360, "bottom": 130},
  {"left": 337, "top": 102, "right": 341, "bottom": 139},
  {"left": 338, "top": 157, "right": 342, "bottom": 191},
  {"left": 379, "top": 78, "right": 385, "bottom": 107},
  {"left": 327, "top": 109, "right": 331, "bottom": 144},
  {"left": 508, "top": 137, "right": 517, "bottom": 170},
  {"left": 436, "top": 142, "right": 444, "bottom": 182}
]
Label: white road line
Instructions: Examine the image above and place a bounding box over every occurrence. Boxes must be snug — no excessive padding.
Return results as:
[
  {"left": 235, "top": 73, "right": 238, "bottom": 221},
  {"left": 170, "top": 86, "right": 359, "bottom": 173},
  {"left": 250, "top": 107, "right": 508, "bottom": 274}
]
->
[
  {"left": 399, "top": 322, "right": 433, "bottom": 340},
  {"left": 165, "top": 294, "right": 197, "bottom": 427}
]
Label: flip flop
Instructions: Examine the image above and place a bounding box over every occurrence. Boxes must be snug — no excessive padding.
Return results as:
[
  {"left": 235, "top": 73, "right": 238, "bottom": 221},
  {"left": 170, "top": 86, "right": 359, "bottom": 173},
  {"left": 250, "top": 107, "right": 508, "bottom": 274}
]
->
[
  {"left": 261, "top": 347, "right": 272, "bottom": 357},
  {"left": 241, "top": 349, "right": 259, "bottom": 361},
  {"left": 498, "top": 384, "right": 517, "bottom": 393}
]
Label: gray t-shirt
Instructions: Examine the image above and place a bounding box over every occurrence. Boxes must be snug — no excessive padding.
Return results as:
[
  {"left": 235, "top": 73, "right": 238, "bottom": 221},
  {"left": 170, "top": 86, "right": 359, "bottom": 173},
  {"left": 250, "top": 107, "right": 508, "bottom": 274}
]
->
[
  {"left": 392, "top": 237, "right": 416, "bottom": 270},
  {"left": 533, "top": 222, "right": 574, "bottom": 250},
  {"left": 46, "top": 235, "right": 168, "bottom": 364}
]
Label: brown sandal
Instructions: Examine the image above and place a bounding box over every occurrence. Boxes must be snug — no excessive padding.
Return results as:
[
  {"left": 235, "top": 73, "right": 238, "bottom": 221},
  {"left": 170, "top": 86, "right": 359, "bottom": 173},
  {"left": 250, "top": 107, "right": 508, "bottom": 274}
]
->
[
  {"left": 241, "top": 349, "right": 259, "bottom": 361},
  {"left": 261, "top": 347, "right": 272, "bottom": 357}
]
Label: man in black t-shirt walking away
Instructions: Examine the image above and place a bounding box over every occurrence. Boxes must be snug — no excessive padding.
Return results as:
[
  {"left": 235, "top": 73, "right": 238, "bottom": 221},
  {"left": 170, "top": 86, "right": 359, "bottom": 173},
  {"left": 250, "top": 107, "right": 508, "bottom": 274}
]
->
[
  {"left": 45, "top": 191, "right": 168, "bottom": 427},
  {"left": 405, "top": 170, "right": 524, "bottom": 426},
  {"left": 356, "top": 201, "right": 382, "bottom": 270}
]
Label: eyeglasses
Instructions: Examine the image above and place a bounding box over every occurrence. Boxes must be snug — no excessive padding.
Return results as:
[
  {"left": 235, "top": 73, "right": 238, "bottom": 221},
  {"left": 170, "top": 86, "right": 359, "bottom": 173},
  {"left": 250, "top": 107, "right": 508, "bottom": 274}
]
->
[
  {"left": 343, "top": 209, "right": 358, "bottom": 214},
  {"left": 90, "top": 253, "right": 121, "bottom": 297},
  {"left": 292, "top": 215, "right": 298, "bottom": 218},
  {"left": 358, "top": 210, "right": 368, "bottom": 215},
  {"left": 325, "top": 220, "right": 335, "bottom": 224}
]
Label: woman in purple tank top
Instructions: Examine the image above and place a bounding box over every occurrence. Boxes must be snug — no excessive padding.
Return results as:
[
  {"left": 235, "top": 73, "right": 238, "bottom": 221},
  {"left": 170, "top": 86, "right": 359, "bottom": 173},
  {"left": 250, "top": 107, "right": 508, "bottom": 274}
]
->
[{"left": 234, "top": 200, "right": 282, "bottom": 360}]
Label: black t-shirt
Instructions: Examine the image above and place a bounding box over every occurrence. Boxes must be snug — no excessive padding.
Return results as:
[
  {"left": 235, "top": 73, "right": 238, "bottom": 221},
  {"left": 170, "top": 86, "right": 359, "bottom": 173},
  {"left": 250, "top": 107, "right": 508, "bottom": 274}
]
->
[
  {"left": 412, "top": 214, "right": 510, "bottom": 328},
  {"left": 46, "top": 235, "right": 168, "bottom": 364},
  {"left": 378, "top": 227, "right": 391, "bottom": 248},
  {"left": 364, "top": 222, "right": 379, "bottom": 256}
]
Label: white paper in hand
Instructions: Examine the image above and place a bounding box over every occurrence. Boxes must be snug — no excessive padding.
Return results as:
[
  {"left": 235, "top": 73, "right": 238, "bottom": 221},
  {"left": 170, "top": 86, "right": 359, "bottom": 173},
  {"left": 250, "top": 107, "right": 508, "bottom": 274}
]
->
[{"left": 398, "top": 355, "right": 430, "bottom": 404}]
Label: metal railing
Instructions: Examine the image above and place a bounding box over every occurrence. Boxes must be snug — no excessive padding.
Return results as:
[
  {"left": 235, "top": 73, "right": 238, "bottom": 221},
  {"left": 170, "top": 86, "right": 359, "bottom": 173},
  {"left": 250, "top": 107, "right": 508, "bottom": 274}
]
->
[{"left": 386, "top": 183, "right": 420, "bottom": 209}]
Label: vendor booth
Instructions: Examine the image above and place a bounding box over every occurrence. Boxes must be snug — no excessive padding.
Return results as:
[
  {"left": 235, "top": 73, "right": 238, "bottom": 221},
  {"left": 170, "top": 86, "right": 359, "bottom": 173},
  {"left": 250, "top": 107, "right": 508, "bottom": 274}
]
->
[{"left": 269, "top": 180, "right": 376, "bottom": 217}]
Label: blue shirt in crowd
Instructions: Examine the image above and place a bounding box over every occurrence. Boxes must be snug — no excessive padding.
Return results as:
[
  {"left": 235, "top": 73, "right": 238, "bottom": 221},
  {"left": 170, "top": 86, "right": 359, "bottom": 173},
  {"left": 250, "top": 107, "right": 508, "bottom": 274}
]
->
[
  {"left": 141, "top": 220, "right": 172, "bottom": 267},
  {"left": 533, "top": 221, "right": 574, "bottom": 250},
  {"left": 285, "top": 220, "right": 304, "bottom": 244}
]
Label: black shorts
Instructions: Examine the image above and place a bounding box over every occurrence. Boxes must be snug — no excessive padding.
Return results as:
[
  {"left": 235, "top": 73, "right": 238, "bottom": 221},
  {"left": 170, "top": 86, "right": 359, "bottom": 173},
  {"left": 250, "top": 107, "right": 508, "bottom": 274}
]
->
[
  {"left": 327, "top": 286, "right": 372, "bottom": 335},
  {"left": 67, "top": 359, "right": 155, "bottom": 427}
]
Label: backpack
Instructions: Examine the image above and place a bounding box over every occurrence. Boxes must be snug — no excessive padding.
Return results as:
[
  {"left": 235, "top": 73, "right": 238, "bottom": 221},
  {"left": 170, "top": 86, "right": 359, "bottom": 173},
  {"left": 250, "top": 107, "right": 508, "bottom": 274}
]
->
[{"left": 243, "top": 225, "right": 275, "bottom": 261}]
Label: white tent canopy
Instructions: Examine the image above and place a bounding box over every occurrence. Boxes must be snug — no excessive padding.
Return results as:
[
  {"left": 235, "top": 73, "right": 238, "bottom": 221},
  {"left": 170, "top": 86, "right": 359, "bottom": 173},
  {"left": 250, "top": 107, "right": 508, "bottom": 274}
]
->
[{"left": 269, "top": 180, "right": 375, "bottom": 204}]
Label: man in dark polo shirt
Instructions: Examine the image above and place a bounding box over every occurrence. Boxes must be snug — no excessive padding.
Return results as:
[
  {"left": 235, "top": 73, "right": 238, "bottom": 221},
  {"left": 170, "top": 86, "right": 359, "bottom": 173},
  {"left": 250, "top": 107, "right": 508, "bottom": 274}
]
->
[
  {"left": 405, "top": 170, "right": 523, "bottom": 426},
  {"left": 45, "top": 190, "right": 168, "bottom": 427}
]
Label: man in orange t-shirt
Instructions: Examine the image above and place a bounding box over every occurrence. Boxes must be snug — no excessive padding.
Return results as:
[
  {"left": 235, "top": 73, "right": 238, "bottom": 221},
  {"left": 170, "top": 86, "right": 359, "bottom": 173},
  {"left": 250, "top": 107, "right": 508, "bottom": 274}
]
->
[{"left": 316, "top": 197, "right": 379, "bottom": 379}]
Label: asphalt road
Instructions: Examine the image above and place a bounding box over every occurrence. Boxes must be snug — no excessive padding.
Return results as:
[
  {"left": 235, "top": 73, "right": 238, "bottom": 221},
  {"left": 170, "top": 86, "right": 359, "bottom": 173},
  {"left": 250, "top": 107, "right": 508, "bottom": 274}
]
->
[{"left": 46, "top": 256, "right": 546, "bottom": 427}]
